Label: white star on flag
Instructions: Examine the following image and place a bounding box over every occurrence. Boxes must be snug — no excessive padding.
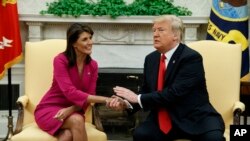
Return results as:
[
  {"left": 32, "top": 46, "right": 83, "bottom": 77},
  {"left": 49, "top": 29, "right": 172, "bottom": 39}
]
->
[{"left": 0, "top": 36, "right": 13, "bottom": 49}]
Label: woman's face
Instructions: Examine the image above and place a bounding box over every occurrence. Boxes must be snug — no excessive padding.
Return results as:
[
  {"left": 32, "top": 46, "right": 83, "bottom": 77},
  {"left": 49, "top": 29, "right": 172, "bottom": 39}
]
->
[{"left": 73, "top": 32, "right": 93, "bottom": 55}]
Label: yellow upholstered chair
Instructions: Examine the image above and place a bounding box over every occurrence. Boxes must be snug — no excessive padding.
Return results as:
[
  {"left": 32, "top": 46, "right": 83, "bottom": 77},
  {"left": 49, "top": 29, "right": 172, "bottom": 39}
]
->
[
  {"left": 11, "top": 39, "right": 107, "bottom": 141},
  {"left": 174, "top": 40, "right": 245, "bottom": 141}
]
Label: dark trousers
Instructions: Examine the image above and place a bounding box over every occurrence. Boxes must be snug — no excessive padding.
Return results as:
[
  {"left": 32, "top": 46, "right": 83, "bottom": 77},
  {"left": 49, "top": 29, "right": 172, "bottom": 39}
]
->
[{"left": 133, "top": 120, "right": 225, "bottom": 141}]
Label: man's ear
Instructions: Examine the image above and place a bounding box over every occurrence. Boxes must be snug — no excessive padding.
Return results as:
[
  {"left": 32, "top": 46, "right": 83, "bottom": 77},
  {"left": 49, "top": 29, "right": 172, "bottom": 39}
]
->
[{"left": 173, "top": 33, "right": 178, "bottom": 40}]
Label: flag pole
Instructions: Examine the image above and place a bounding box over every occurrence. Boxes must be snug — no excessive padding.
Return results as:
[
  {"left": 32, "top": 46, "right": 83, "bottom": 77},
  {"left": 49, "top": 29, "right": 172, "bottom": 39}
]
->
[{"left": 3, "top": 68, "right": 14, "bottom": 141}]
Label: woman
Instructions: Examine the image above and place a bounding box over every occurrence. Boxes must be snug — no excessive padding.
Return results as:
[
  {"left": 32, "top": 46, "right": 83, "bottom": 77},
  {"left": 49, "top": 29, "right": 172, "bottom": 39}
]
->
[{"left": 34, "top": 23, "right": 111, "bottom": 141}]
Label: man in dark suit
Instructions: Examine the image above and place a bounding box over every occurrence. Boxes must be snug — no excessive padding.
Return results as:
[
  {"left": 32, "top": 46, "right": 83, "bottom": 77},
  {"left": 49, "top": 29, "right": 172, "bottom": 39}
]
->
[{"left": 108, "top": 15, "right": 225, "bottom": 141}]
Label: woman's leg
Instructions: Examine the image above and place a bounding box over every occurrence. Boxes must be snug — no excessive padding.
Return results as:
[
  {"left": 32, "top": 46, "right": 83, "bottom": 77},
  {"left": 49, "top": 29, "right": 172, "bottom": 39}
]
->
[
  {"left": 57, "top": 129, "right": 73, "bottom": 141},
  {"left": 61, "top": 113, "right": 87, "bottom": 141}
]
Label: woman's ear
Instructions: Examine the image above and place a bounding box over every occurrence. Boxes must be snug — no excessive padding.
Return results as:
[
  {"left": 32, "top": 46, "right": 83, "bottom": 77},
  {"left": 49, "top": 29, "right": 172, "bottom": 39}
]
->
[{"left": 72, "top": 43, "right": 77, "bottom": 48}]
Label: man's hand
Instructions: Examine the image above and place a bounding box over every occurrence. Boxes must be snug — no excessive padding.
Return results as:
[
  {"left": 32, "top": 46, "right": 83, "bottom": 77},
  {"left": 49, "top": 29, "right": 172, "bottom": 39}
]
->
[
  {"left": 113, "top": 86, "right": 138, "bottom": 103},
  {"left": 106, "top": 95, "right": 127, "bottom": 110}
]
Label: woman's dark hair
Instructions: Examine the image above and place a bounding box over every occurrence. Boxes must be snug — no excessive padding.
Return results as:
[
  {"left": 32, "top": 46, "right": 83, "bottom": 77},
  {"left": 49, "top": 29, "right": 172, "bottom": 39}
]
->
[{"left": 64, "top": 23, "right": 94, "bottom": 67}]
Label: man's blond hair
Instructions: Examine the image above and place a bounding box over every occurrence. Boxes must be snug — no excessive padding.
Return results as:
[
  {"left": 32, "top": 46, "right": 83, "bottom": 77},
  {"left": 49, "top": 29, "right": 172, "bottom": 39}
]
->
[{"left": 153, "top": 15, "right": 184, "bottom": 42}]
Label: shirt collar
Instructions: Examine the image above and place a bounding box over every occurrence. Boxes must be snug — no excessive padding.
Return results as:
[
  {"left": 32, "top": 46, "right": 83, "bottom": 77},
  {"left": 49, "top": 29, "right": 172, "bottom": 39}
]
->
[{"left": 164, "top": 43, "right": 179, "bottom": 61}]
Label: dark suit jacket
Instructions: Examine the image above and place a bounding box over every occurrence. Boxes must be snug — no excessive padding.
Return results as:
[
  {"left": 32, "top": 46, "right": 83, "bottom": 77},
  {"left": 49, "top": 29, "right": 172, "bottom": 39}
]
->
[{"left": 130, "top": 43, "right": 225, "bottom": 135}]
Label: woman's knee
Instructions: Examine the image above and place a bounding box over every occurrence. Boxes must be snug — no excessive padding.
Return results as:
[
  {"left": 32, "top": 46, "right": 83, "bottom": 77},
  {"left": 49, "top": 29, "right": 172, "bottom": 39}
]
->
[{"left": 64, "top": 114, "right": 85, "bottom": 129}]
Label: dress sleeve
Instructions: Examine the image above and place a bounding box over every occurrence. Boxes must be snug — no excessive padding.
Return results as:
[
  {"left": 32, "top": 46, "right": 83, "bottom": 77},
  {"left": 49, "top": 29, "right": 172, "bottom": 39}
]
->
[
  {"left": 82, "top": 60, "right": 98, "bottom": 110},
  {"left": 53, "top": 54, "right": 88, "bottom": 108}
]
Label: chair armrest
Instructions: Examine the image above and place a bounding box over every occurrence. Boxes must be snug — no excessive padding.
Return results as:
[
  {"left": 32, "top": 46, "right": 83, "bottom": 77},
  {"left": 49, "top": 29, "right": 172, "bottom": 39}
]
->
[
  {"left": 13, "top": 95, "right": 29, "bottom": 135},
  {"left": 92, "top": 103, "right": 104, "bottom": 131},
  {"left": 233, "top": 101, "right": 245, "bottom": 125},
  {"left": 17, "top": 95, "right": 29, "bottom": 108}
]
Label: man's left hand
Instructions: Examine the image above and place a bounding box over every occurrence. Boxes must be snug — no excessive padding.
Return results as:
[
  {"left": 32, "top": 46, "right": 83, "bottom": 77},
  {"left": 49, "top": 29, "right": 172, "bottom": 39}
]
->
[{"left": 113, "top": 86, "right": 138, "bottom": 103}]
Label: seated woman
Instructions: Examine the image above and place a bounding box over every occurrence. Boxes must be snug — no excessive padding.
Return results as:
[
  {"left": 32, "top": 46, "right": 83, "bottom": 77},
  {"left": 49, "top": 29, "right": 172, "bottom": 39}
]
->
[{"left": 34, "top": 23, "right": 111, "bottom": 141}]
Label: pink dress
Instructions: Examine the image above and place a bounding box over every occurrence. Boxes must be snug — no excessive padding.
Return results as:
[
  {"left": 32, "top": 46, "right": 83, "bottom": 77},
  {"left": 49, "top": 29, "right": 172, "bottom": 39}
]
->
[{"left": 34, "top": 53, "right": 98, "bottom": 135}]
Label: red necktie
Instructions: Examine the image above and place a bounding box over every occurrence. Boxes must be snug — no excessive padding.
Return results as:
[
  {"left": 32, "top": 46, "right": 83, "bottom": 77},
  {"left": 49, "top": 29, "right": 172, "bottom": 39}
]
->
[{"left": 157, "top": 54, "right": 172, "bottom": 134}]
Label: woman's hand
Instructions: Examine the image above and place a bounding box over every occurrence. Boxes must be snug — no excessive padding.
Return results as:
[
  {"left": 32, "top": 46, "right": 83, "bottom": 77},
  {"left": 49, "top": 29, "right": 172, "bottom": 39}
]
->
[
  {"left": 106, "top": 95, "right": 128, "bottom": 110},
  {"left": 54, "top": 106, "right": 75, "bottom": 121}
]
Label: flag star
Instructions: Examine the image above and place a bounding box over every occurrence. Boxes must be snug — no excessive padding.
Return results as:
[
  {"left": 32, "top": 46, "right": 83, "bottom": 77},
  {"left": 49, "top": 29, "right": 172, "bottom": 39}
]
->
[
  {"left": 0, "top": 42, "right": 3, "bottom": 49},
  {"left": 0, "top": 36, "right": 13, "bottom": 49}
]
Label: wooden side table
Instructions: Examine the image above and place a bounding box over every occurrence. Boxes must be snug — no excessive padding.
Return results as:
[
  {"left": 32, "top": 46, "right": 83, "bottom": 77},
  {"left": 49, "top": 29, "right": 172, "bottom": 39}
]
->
[{"left": 240, "top": 80, "right": 250, "bottom": 125}]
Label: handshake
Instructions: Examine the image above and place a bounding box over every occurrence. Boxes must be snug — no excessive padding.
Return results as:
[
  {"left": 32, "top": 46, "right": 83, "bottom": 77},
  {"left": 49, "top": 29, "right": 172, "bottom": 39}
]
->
[
  {"left": 54, "top": 86, "right": 139, "bottom": 122},
  {"left": 105, "top": 86, "right": 139, "bottom": 110}
]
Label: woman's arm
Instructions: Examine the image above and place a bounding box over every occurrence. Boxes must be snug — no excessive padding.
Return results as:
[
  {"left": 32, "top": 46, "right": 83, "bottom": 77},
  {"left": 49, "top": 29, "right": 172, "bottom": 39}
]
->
[
  {"left": 87, "top": 95, "right": 112, "bottom": 104},
  {"left": 54, "top": 105, "right": 80, "bottom": 120},
  {"left": 70, "top": 105, "right": 81, "bottom": 111}
]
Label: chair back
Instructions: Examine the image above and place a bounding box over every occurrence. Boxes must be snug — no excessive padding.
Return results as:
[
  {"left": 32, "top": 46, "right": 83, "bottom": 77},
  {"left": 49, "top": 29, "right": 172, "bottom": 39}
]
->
[
  {"left": 187, "top": 40, "right": 241, "bottom": 130},
  {"left": 23, "top": 39, "right": 92, "bottom": 126}
]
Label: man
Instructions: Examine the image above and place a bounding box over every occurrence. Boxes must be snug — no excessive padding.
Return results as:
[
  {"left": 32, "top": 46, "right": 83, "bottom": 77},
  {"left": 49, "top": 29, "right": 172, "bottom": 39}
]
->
[{"left": 108, "top": 15, "right": 225, "bottom": 141}]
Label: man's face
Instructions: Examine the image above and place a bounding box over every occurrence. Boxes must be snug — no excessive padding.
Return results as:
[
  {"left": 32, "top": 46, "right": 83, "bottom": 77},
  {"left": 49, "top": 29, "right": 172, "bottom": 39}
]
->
[{"left": 152, "top": 21, "right": 177, "bottom": 53}]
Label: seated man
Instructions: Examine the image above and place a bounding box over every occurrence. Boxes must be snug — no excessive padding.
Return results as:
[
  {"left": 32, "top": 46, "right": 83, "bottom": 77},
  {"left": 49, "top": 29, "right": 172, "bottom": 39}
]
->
[{"left": 107, "top": 15, "right": 225, "bottom": 141}]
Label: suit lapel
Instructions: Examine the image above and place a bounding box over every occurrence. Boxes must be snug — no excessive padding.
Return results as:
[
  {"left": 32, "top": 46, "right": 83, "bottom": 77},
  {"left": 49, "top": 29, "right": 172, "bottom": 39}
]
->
[
  {"left": 165, "top": 44, "right": 185, "bottom": 82},
  {"left": 152, "top": 52, "right": 161, "bottom": 90},
  {"left": 149, "top": 44, "right": 185, "bottom": 89}
]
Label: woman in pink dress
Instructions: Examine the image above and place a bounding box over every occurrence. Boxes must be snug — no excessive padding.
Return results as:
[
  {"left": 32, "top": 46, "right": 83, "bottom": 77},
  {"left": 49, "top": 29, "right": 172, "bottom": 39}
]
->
[{"left": 34, "top": 23, "right": 111, "bottom": 141}]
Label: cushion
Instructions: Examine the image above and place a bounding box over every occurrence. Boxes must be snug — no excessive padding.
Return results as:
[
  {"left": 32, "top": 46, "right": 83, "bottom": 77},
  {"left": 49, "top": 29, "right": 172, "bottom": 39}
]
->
[{"left": 11, "top": 122, "right": 107, "bottom": 141}]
